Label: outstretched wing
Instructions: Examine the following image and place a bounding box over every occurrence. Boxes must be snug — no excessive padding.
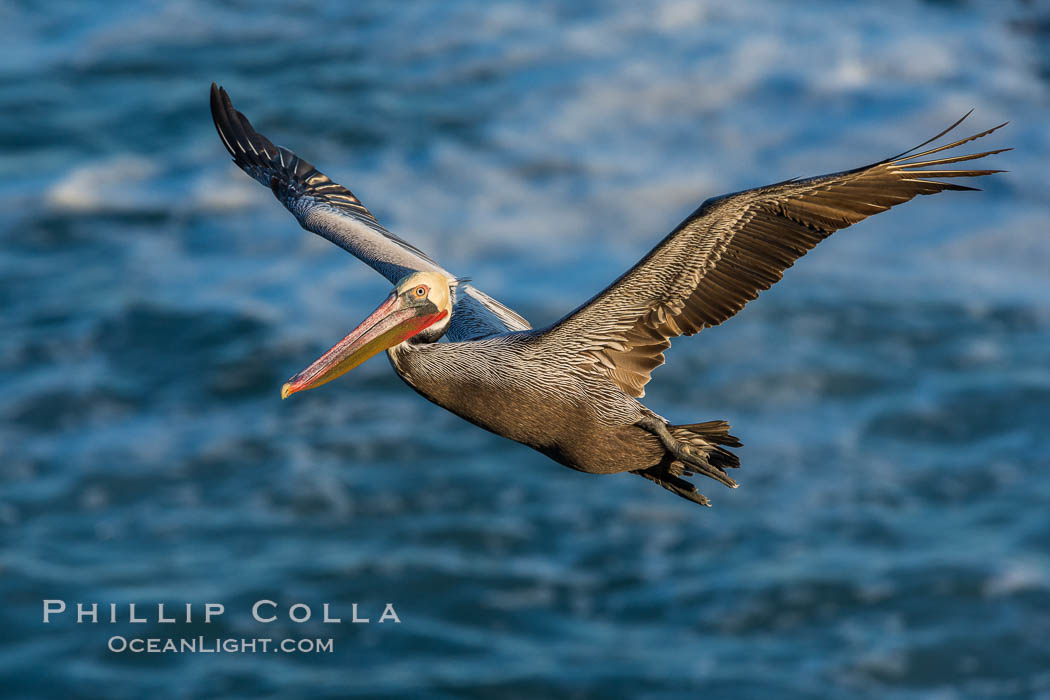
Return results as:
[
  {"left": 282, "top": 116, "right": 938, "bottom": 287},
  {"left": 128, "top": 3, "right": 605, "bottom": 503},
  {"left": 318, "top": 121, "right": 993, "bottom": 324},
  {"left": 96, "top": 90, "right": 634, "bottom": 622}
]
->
[
  {"left": 209, "top": 83, "right": 529, "bottom": 340},
  {"left": 542, "top": 114, "right": 1008, "bottom": 397}
]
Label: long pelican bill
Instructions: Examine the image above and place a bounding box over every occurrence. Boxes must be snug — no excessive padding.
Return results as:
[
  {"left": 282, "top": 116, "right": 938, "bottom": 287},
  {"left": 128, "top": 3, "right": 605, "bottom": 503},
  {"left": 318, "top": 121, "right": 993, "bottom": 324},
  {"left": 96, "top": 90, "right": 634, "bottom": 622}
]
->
[{"left": 281, "top": 293, "right": 447, "bottom": 399}]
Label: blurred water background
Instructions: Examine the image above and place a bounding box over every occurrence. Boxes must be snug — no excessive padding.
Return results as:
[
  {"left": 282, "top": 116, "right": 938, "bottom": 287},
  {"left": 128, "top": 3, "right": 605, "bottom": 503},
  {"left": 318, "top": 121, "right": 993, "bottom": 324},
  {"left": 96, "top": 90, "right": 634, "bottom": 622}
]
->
[{"left": 1, "top": 0, "right": 1049, "bottom": 697}]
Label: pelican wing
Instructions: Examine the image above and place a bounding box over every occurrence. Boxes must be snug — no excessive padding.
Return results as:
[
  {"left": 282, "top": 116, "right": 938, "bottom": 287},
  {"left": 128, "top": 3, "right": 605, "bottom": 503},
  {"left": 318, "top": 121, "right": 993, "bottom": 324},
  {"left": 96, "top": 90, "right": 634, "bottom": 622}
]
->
[
  {"left": 543, "top": 115, "right": 1008, "bottom": 397},
  {"left": 209, "top": 84, "right": 529, "bottom": 340}
]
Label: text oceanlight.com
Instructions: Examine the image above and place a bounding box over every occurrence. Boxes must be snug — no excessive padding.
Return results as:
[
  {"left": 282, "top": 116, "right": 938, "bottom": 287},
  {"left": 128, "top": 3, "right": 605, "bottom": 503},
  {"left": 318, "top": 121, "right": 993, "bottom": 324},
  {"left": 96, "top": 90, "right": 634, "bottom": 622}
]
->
[{"left": 108, "top": 636, "right": 334, "bottom": 654}]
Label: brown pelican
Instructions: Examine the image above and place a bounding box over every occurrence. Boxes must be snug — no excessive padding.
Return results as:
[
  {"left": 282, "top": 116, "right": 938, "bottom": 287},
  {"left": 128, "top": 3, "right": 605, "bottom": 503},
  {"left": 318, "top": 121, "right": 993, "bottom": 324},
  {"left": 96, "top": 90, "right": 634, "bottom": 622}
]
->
[{"left": 210, "top": 84, "right": 1007, "bottom": 506}]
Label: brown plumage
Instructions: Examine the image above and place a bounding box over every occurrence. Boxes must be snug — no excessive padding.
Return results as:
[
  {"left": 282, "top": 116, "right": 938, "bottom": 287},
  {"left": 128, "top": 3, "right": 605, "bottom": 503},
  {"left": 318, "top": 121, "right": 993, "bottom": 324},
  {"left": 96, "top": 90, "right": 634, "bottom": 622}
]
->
[
  {"left": 211, "top": 83, "right": 1008, "bottom": 507},
  {"left": 546, "top": 113, "right": 1008, "bottom": 399}
]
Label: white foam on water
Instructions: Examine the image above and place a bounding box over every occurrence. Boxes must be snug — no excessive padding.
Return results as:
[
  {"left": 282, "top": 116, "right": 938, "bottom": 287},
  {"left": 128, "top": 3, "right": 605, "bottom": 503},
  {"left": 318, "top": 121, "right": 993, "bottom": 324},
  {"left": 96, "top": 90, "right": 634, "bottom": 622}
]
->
[
  {"left": 191, "top": 165, "right": 260, "bottom": 212},
  {"left": 984, "top": 559, "right": 1049, "bottom": 597},
  {"left": 45, "top": 155, "right": 159, "bottom": 213}
]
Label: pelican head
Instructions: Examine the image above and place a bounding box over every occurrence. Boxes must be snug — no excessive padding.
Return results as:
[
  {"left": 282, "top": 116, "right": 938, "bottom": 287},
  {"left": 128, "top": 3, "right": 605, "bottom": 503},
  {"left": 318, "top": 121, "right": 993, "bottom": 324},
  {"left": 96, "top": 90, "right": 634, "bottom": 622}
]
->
[{"left": 281, "top": 271, "right": 455, "bottom": 399}]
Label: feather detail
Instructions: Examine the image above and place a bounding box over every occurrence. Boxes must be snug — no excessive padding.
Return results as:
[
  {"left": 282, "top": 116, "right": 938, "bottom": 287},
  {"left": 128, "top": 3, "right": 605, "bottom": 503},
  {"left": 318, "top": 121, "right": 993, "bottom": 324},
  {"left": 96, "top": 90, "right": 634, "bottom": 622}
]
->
[{"left": 543, "top": 114, "right": 1008, "bottom": 397}]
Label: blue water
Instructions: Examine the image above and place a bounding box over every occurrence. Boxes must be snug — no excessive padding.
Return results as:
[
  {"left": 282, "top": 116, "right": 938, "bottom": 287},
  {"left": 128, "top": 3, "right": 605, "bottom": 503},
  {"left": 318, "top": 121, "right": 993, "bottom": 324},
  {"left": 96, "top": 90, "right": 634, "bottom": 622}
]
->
[{"left": 2, "top": 1, "right": 1049, "bottom": 697}]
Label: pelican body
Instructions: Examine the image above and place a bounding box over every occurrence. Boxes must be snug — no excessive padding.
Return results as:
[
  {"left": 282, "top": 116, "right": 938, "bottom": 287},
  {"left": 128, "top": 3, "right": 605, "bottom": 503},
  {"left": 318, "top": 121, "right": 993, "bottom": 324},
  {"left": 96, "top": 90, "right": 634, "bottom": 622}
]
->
[{"left": 211, "top": 84, "right": 1007, "bottom": 506}]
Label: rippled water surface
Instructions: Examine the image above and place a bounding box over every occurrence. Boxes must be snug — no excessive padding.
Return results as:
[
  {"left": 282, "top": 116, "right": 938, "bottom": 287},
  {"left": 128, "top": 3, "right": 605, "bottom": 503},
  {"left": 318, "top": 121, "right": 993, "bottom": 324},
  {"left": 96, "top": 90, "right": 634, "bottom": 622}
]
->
[{"left": 2, "top": 1, "right": 1049, "bottom": 698}]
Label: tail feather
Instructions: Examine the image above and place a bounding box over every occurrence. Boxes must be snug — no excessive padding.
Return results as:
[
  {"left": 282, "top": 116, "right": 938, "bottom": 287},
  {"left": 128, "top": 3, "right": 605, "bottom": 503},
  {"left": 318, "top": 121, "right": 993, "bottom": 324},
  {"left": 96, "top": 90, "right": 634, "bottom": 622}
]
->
[{"left": 672, "top": 420, "right": 742, "bottom": 473}]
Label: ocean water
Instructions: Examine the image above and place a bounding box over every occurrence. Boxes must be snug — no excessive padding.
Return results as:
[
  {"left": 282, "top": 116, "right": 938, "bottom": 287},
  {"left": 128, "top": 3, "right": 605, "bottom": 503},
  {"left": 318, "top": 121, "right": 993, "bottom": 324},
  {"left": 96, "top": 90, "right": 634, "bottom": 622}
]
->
[{"left": 1, "top": 1, "right": 1049, "bottom": 697}]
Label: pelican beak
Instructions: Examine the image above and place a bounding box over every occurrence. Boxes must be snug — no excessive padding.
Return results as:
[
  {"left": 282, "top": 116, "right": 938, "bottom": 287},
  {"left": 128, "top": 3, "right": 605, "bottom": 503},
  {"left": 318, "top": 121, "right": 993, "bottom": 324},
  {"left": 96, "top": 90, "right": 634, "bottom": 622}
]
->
[{"left": 281, "top": 292, "right": 447, "bottom": 399}]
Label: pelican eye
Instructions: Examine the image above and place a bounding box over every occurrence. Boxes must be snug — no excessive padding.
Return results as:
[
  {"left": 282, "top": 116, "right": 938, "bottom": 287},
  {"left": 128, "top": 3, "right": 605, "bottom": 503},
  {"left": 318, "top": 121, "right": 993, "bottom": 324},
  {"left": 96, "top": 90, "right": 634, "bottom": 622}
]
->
[{"left": 413, "top": 285, "right": 427, "bottom": 298}]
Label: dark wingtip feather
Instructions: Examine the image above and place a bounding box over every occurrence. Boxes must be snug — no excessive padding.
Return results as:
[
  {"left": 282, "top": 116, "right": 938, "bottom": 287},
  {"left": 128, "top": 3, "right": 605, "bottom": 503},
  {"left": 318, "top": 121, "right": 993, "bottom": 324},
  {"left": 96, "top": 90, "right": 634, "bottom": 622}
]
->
[
  {"left": 921, "top": 181, "right": 982, "bottom": 192},
  {"left": 209, "top": 82, "right": 239, "bottom": 158},
  {"left": 884, "top": 116, "right": 1008, "bottom": 195},
  {"left": 896, "top": 120, "right": 1010, "bottom": 164},
  {"left": 208, "top": 83, "right": 287, "bottom": 190},
  {"left": 888, "top": 110, "right": 974, "bottom": 162}
]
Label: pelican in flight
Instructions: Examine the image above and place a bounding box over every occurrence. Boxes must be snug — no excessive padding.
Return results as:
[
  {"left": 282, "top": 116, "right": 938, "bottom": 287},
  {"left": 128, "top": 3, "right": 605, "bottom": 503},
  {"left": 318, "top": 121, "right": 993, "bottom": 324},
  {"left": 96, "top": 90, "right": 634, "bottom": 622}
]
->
[{"left": 210, "top": 84, "right": 1007, "bottom": 506}]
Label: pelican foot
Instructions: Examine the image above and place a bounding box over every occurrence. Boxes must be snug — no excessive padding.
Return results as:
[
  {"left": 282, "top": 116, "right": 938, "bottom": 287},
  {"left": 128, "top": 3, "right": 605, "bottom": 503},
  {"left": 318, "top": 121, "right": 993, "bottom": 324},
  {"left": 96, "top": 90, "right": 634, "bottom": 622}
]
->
[{"left": 636, "top": 415, "right": 738, "bottom": 489}]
